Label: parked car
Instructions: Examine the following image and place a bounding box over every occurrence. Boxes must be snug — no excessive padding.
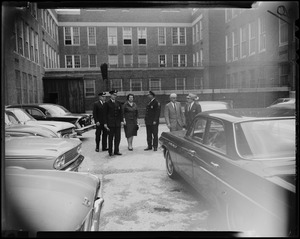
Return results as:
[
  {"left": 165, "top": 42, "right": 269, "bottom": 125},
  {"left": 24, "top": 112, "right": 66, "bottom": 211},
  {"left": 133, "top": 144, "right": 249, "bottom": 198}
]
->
[
  {"left": 159, "top": 107, "right": 296, "bottom": 236},
  {"left": 7, "top": 104, "right": 95, "bottom": 136},
  {"left": 3, "top": 167, "right": 104, "bottom": 236},
  {"left": 5, "top": 124, "right": 60, "bottom": 138},
  {"left": 5, "top": 108, "right": 77, "bottom": 138},
  {"left": 180, "top": 100, "right": 231, "bottom": 113},
  {"left": 5, "top": 136, "right": 84, "bottom": 171},
  {"left": 268, "top": 98, "right": 295, "bottom": 110}
]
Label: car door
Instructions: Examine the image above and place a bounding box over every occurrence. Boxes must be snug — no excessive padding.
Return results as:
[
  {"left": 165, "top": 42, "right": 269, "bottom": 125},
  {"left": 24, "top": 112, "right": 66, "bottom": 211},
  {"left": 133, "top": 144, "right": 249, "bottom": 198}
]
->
[{"left": 190, "top": 118, "right": 227, "bottom": 204}]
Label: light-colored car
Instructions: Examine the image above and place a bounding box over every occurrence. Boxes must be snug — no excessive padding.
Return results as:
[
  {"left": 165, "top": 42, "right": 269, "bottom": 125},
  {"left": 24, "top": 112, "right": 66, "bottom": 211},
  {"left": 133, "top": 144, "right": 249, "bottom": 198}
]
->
[
  {"left": 5, "top": 136, "right": 84, "bottom": 171},
  {"left": 268, "top": 98, "right": 295, "bottom": 110},
  {"left": 180, "top": 100, "right": 231, "bottom": 113},
  {"left": 159, "top": 107, "right": 296, "bottom": 236},
  {"left": 5, "top": 108, "right": 77, "bottom": 138},
  {"left": 3, "top": 167, "right": 104, "bottom": 236},
  {"left": 5, "top": 124, "right": 60, "bottom": 138}
]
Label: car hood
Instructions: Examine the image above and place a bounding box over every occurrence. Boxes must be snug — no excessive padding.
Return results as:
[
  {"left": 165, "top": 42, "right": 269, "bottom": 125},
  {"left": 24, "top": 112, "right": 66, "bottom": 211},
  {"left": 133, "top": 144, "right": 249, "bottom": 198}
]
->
[
  {"left": 4, "top": 167, "right": 100, "bottom": 233},
  {"left": 26, "top": 120, "right": 74, "bottom": 131},
  {"left": 5, "top": 137, "right": 81, "bottom": 159},
  {"left": 238, "top": 157, "right": 296, "bottom": 193}
]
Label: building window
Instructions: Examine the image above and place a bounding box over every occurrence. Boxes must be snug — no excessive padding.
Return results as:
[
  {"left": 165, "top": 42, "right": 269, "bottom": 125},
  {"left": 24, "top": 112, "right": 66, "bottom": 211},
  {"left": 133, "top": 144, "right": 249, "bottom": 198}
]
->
[
  {"left": 279, "top": 64, "right": 289, "bottom": 86},
  {"left": 199, "top": 20, "right": 203, "bottom": 40},
  {"left": 193, "top": 54, "right": 195, "bottom": 66},
  {"left": 74, "top": 55, "right": 81, "bottom": 68},
  {"left": 240, "top": 25, "right": 247, "bottom": 58},
  {"left": 175, "top": 78, "right": 185, "bottom": 90},
  {"left": 112, "top": 79, "right": 123, "bottom": 91},
  {"left": 172, "top": 54, "right": 186, "bottom": 67},
  {"left": 149, "top": 78, "right": 161, "bottom": 91},
  {"left": 195, "top": 24, "right": 199, "bottom": 42},
  {"left": 192, "top": 27, "right": 195, "bottom": 44},
  {"left": 159, "top": 55, "right": 166, "bottom": 67},
  {"left": 24, "top": 24, "right": 30, "bottom": 58},
  {"left": 49, "top": 47, "right": 52, "bottom": 68},
  {"left": 172, "top": 27, "right": 186, "bottom": 45},
  {"left": 89, "top": 54, "right": 97, "bottom": 68},
  {"left": 225, "top": 35, "right": 231, "bottom": 62},
  {"left": 45, "top": 44, "right": 49, "bottom": 68},
  {"left": 158, "top": 27, "right": 166, "bottom": 45},
  {"left": 17, "top": 20, "right": 24, "bottom": 56},
  {"left": 123, "top": 27, "right": 132, "bottom": 45},
  {"left": 249, "top": 69, "right": 256, "bottom": 88},
  {"left": 138, "top": 55, "right": 148, "bottom": 67},
  {"left": 64, "top": 27, "right": 80, "bottom": 45},
  {"left": 138, "top": 27, "right": 147, "bottom": 45},
  {"left": 108, "top": 55, "right": 118, "bottom": 68},
  {"left": 200, "top": 49, "right": 203, "bottom": 66},
  {"left": 33, "top": 76, "right": 38, "bottom": 102},
  {"left": 88, "top": 27, "right": 96, "bottom": 45},
  {"left": 42, "top": 41, "right": 45, "bottom": 67},
  {"left": 44, "top": 11, "right": 47, "bottom": 29},
  {"left": 84, "top": 80, "right": 95, "bottom": 97},
  {"left": 232, "top": 9, "right": 239, "bottom": 18},
  {"left": 225, "top": 9, "right": 232, "bottom": 22},
  {"left": 232, "top": 31, "right": 239, "bottom": 61},
  {"left": 249, "top": 21, "right": 256, "bottom": 56},
  {"left": 279, "top": 19, "right": 288, "bottom": 46},
  {"left": 123, "top": 54, "right": 133, "bottom": 67},
  {"left": 35, "top": 33, "right": 39, "bottom": 64},
  {"left": 15, "top": 70, "right": 22, "bottom": 104},
  {"left": 28, "top": 75, "right": 34, "bottom": 103},
  {"left": 196, "top": 52, "right": 199, "bottom": 66},
  {"left": 194, "top": 77, "right": 203, "bottom": 89},
  {"left": 258, "top": 17, "right": 266, "bottom": 52},
  {"left": 66, "top": 55, "right": 73, "bottom": 68},
  {"left": 30, "top": 29, "right": 35, "bottom": 61},
  {"left": 108, "top": 27, "right": 117, "bottom": 46},
  {"left": 22, "top": 72, "right": 28, "bottom": 103},
  {"left": 130, "top": 79, "right": 142, "bottom": 91}
]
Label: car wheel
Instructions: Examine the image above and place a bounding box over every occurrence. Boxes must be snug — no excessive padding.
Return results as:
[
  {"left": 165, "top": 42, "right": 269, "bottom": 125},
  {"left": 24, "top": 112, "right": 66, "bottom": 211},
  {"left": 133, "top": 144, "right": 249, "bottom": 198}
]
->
[{"left": 165, "top": 149, "right": 177, "bottom": 179}]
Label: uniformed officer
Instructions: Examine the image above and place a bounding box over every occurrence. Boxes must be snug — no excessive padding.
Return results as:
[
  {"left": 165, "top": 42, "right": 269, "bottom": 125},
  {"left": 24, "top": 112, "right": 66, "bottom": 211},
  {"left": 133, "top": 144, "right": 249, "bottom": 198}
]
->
[
  {"left": 103, "top": 90, "right": 124, "bottom": 156},
  {"left": 144, "top": 91, "right": 161, "bottom": 151},
  {"left": 93, "top": 92, "right": 108, "bottom": 152}
]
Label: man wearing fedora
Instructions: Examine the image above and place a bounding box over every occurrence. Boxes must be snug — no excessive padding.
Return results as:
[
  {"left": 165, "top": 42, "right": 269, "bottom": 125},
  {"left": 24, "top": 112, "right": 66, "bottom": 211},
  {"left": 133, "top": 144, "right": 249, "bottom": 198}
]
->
[
  {"left": 144, "top": 91, "right": 161, "bottom": 151},
  {"left": 93, "top": 92, "right": 108, "bottom": 152},
  {"left": 103, "top": 90, "right": 124, "bottom": 156},
  {"left": 184, "top": 93, "right": 202, "bottom": 129},
  {"left": 164, "top": 93, "right": 185, "bottom": 132}
]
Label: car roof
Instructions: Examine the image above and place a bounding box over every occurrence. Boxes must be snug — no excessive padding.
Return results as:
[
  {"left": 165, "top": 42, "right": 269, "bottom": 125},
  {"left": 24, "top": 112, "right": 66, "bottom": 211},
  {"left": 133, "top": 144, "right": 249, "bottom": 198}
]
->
[{"left": 197, "top": 107, "right": 295, "bottom": 123}]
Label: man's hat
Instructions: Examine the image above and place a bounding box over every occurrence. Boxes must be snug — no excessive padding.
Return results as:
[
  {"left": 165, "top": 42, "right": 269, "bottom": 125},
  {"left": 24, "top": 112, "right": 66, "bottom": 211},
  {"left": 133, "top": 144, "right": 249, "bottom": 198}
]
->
[
  {"left": 109, "top": 90, "right": 118, "bottom": 95},
  {"left": 147, "top": 91, "right": 155, "bottom": 96},
  {"left": 187, "top": 93, "right": 197, "bottom": 100},
  {"left": 98, "top": 92, "right": 106, "bottom": 96}
]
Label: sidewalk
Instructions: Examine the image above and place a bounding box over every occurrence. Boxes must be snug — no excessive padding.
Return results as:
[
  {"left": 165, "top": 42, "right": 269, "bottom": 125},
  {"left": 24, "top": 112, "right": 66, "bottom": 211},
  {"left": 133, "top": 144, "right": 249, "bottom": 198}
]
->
[{"left": 138, "top": 118, "right": 166, "bottom": 126}]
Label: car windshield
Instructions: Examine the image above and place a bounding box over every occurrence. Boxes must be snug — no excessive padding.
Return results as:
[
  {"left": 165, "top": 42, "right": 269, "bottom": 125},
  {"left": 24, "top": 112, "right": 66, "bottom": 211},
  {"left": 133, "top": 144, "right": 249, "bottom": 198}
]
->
[
  {"left": 6, "top": 108, "right": 36, "bottom": 123},
  {"left": 42, "top": 105, "right": 71, "bottom": 116},
  {"left": 200, "top": 102, "right": 229, "bottom": 112},
  {"left": 235, "top": 119, "right": 295, "bottom": 160}
]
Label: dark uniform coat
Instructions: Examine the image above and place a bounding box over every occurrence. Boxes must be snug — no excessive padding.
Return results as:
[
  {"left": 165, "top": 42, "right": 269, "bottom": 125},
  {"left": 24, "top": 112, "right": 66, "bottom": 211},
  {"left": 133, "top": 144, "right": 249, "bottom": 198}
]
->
[
  {"left": 144, "top": 98, "right": 161, "bottom": 125},
  {"left": 184, "top": 101, "right": 202, "bottom": 129},
  {"left": 93, "top": 100, "right": 107, "bottom": 150}
]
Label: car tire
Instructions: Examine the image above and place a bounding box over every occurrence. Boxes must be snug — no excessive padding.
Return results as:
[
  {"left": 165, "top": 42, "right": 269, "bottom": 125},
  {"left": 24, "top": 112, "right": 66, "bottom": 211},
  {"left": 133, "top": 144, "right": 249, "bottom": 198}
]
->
[{"left": 165, "top": 149, "right": 177, "bottom": 179}]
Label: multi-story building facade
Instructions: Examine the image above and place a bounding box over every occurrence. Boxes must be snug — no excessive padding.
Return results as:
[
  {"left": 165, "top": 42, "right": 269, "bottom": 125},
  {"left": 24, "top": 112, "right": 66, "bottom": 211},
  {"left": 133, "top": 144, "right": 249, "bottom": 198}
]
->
[{"left": 3, "top": 2, "right": 297, "bottom": 113}]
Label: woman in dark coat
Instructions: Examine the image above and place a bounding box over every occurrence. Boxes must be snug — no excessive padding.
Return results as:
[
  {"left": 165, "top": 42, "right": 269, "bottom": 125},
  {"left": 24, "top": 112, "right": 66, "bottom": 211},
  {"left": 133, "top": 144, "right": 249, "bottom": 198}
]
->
[{"left": 122, "top": 93, "right": 139, "bottom": 150}]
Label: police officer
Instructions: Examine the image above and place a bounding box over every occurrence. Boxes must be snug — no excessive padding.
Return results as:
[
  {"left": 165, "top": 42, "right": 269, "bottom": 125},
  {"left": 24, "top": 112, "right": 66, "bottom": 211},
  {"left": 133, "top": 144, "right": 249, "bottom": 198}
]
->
[
  {"left": 144, "top": 91, "right": 161, "bottom": 151},
  {"left": 93, "top": 92, "right": 108, "bottom": 152},
  {"left": 103, "top": 90, "right": 124, "bottom": 156}
]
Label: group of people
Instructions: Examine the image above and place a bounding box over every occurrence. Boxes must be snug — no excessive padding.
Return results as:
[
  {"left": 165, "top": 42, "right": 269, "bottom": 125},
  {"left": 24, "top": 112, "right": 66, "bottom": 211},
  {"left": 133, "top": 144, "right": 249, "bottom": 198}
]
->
[{"left": 93, "top": 90, "right": 201, "bottom": 156}]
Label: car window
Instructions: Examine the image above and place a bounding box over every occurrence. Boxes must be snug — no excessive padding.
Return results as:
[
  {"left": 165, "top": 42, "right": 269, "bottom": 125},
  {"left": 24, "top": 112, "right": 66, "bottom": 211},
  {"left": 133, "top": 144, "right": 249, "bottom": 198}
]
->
[
  {"left": 235, "top": 119, "right": 295, "bottom": 159},
  {"left": 204, "top": 120, "right": 226, "bottom": 154},
  {"left": 6, "top": 108, "right": 34, "bottom": 123},
  {"left": 5, "top": 112, "right": 20, "bottom": 125},
  {"left": 191, "top": 118, "right": 207, "bottom": 143},
  {"left": 27, "top": 108, "right": 45, "bottom": 117}
]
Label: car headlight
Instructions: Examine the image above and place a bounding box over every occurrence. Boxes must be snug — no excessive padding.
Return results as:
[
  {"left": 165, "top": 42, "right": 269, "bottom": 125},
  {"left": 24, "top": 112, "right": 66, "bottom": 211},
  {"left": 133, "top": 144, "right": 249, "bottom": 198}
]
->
[
  {"left": 77, "top": 145, "right": 82, "bottom": 154},
  {"left": 53, "top": 155, "right": 65, "bottom": 169}
]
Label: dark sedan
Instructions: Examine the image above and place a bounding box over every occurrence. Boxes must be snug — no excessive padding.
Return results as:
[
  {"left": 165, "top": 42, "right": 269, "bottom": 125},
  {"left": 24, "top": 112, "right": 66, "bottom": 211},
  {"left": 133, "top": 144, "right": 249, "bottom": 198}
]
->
[
  {"left": 159, "top": 107, "right": 296, "bottom": 236},
  {"left": 7, "top": 104, "right": 95, "bottom": 136}
]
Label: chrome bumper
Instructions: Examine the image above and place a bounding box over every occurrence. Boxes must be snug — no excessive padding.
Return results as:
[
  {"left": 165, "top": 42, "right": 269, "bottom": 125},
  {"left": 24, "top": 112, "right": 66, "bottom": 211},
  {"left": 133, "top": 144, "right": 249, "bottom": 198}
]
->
[{"left": 75, "top": 124, "right": 96, "bottom": 135}]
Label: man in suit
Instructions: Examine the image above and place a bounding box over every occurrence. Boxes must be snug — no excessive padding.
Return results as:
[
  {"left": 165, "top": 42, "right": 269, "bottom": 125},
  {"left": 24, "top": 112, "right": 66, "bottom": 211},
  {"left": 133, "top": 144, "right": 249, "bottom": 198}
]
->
[
  {"left": 93, "top": 92, "right": 108, "bottom": 152},
  {"left": 164, "top": 93, "right": 185, "bottom": 132},
  {"left": 184, "top": 93, "right": 202, "bottom": 129},
  {"left": 144, "top": 91, "right": 161, "bottom": 151},
  {"left": 103, "top": 90, "right": 124, "bottom": 156}
]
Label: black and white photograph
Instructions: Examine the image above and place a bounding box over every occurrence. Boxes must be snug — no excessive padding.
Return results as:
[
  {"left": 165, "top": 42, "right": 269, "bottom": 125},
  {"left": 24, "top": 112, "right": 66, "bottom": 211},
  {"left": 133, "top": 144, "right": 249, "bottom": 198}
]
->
[{"left": 1, "top": 1, "right": 298, "bottom": 237}]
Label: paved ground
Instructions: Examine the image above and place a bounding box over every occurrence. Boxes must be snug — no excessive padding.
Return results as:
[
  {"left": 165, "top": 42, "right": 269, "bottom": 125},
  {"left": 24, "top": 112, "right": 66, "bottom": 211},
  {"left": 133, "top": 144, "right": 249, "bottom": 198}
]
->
[{"left": 78, "top": 122, "right": 213, "bottom": 231}]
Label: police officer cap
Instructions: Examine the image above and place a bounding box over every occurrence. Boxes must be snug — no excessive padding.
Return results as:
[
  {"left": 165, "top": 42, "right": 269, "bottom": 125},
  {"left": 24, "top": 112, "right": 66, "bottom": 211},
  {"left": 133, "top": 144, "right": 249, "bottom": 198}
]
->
[
  {"left": 98, "top": 92, "right": 106, "bottom": 96},
  {"left": 147, "top": 91, "right": 155, "bottom": 96},
  {"left": 109, "top": 90, "right": 118, "bottom": 94}
]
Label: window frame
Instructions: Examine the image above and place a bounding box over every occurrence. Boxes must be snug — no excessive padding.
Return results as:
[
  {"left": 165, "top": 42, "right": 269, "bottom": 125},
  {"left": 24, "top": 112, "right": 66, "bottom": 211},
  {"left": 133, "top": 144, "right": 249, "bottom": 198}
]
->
[
  {"left": 88, "top": 54, "right": 97, "bottom": 68},
  {"left": 258, "top": 17, "right": 266, "bottom": 53},
  {"left": 149, "top": 78, "right": 161, "bottom": 91},
  {"left": 87, "top": 27, "right": 96, "bottom": 46},
  {"left": 123, "top": 27, "right": 132, "bottom": 45},
  {"left": 159, "top": 54, "right": 167, "bottom": 67},
  {"left": 279, "top": 19, "right": 288, "bottom": 46},
  {"left": 175, "top": 77, "right": 186, "bottom": 90},
  {"left": 240, "top": 25, "right": 247, "bottom": 59},
  {"left": 123, "top": 54, "right": 133, "bottom": 67},
  {"left": 172, "top": 27, "right": 186, "bottom": 45},
  {"left": 108, "top": 55, "right": 118, "bottom": 68},
  {"left": 64, "top": 26, "right": 80, "bottom": 46},
  {"left": 108, "top": 27, "right": 118, "bottom": 46},
  {"left": 84, "top": 79, "right": 96, "bottom": 98},
  {"left": 138, "top": 54, "right": 148, "bottom": 67},
  {"left": 158, "top": 27, "right": 166, "bottom": 45},
  {"left": 249, "top": 21, "right": 256, "bottom": 56},
  {"left": 137, "top": 27, "right": 147, "bottom": 45},
  {"left": 130, "top": 79, "right": 142, "bottom": 91}
]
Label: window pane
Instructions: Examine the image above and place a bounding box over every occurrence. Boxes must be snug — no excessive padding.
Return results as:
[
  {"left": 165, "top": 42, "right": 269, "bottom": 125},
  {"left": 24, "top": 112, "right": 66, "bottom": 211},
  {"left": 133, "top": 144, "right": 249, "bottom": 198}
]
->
[
  {"left": 89, "top": 54, "right": 96, "bottom": 67},
  {"left": 74, "top": 55, "right": 81, "bottom": 68},
  {"left": 66, "top": 55, "right": 72, "bottom": 68},
  {"left": 131, "top": 79, "right": 142, "bottom": 91},
  {"left": 108, "top": 55, "right": 118, "bottom": 67},
  {"left": 149, "top": 78, "right": 160, "bottom": 91}
]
